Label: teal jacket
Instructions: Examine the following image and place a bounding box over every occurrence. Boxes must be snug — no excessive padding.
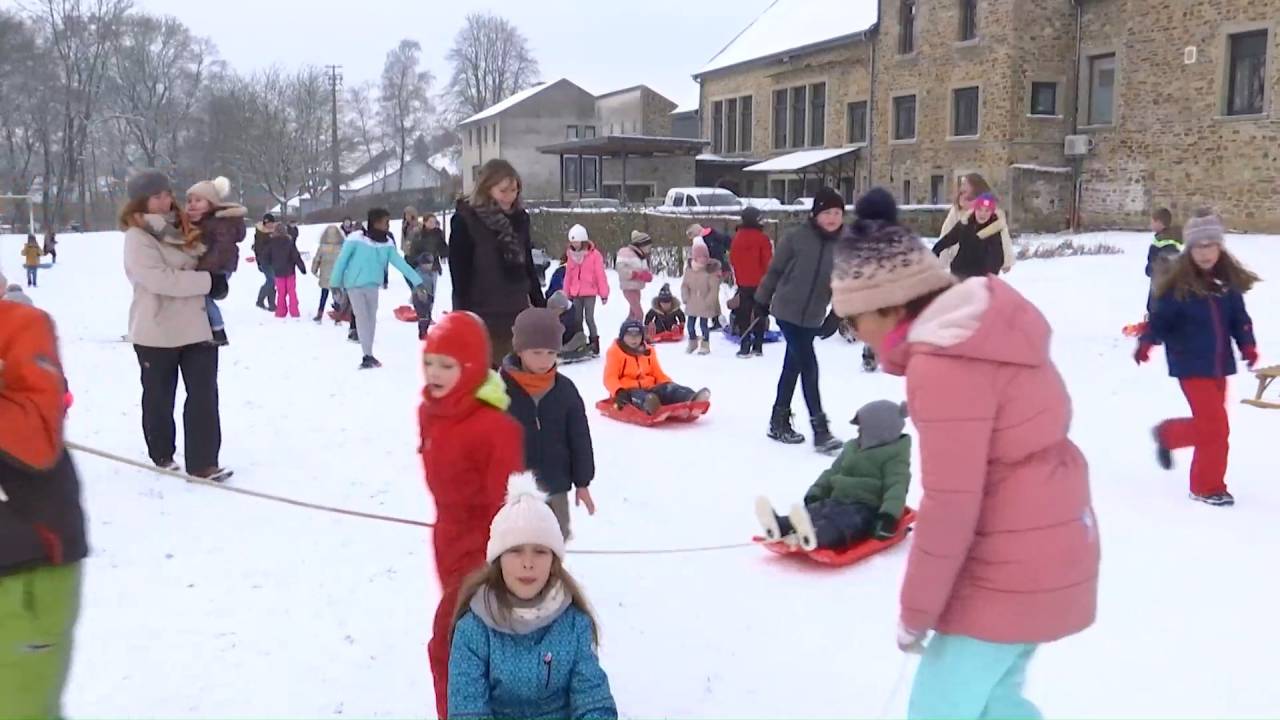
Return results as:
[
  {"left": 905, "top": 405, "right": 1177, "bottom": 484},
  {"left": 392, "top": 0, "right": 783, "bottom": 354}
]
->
[
  {"left": 329, "top": 230, "right": 423, "bottom": 289},
  {"left": 805, "top": 434, "right": 912, "bottom": 518}
]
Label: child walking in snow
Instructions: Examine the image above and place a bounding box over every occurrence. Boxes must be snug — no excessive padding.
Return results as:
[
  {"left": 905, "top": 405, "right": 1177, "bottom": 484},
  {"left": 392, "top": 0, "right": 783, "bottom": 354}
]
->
[
  {"left": 501, "top": 307, "right": 597, "bottom": 540},
  {"left": 755, "top": 399, "right": 911, "bottom": 550},
  {"left": 615, "top": 231, "right": 654, "bottom": 322},
  {"left": 830, "top": 188, "right": 1098, "bottom": 719},
  {"left": 564, "top": 224, "right": 609, "bottom": 356},
  {"left": 1145, "top": 207, "right": 1183, "bottom": 315},
  {"left": 681, "top": 239, "right": 721, "bottom": 355},
  {"left": 604, "top": 320, "right": 709, "bottom": 415},
  {"left": 1137, "top": 209, "right": 1259, "bottom": 507},
  {"left": 261, "top": 222, "right": 307, "bottom": 318},
  {"left": 186, "top": 176, "right": 248, "bottom": 345},
  {"left": 21, "top": 235, "right": 42, "bottom": 287},
  {"left": 448, "top": 478, "right": 617, "bottom": 719},
  {"left": 420, "top": 311, "right": 525, "bottom": 719},
  {"left": 644, "top": 284, "right": 686, "bottom": 336},
  {"left": 930, "top": 193, "right": 1006, "bottom": 279}
]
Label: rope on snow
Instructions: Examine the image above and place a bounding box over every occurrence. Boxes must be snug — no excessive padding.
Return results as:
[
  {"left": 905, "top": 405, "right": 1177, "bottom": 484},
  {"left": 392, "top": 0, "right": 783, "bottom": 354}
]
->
[{"left": 66, "top": 441, "right": 756, "bottom": 557}]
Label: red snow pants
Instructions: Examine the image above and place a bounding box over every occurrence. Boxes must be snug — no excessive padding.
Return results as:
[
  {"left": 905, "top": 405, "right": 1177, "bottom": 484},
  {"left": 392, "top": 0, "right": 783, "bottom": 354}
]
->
[
  {"left": 428, "top": 515, "right": 492, "bottom": 719},
  {"left": 1158, "top": 377, "right": 1230, "bottom": 497}
]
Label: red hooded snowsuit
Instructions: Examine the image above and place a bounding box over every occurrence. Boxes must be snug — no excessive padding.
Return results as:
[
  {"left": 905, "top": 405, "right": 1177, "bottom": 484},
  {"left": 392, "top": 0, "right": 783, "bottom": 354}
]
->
[{"left": 419, "top": 312, "right": 524, "bottom": 718}]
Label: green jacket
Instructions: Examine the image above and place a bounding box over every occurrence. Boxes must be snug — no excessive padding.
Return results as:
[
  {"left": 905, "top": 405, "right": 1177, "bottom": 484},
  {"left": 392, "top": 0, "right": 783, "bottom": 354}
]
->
[{"left": 805, "top": 435, "right": 912, "bottom": 518}]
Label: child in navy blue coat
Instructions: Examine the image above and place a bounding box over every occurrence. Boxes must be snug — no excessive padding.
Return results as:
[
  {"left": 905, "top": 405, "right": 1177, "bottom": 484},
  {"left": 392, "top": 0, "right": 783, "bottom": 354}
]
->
[
  {"left": 449, "top": 476, "right": 616, "bottom": 720},
  {"left": 1137, "top": 209, "right": 1260, "bottom": 507}
]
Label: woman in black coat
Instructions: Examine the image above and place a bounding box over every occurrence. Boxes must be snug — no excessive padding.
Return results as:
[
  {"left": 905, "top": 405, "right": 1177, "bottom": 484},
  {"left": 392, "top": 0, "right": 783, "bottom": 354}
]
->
[{"left": 449, "top": 159, "right": 545, "bottom": 364}]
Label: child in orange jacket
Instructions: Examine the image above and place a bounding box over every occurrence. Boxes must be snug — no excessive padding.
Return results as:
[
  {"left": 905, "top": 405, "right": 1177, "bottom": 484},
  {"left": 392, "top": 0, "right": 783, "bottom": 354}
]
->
[
  {"left": 419, "top": 311, "right": 525, "bottom": 718},
  {"left": 603, "top": 320, "right": 709, "bottom": 415}
]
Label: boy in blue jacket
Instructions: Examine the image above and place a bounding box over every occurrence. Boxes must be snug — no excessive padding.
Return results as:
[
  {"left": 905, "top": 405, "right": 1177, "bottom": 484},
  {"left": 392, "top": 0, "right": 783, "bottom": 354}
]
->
[{"left": 330, "top": 207, "right": 423, "bottom": 369}]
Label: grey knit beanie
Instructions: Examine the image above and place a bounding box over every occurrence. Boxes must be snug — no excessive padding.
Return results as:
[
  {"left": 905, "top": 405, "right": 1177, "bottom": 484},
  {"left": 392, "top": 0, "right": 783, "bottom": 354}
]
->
[
  {"left": 126, "top": 169, "right": 173, "bottom": 202},
  {"left": 511, "top": 307, "right": 565, "bottom": 353},
  {"left": 1182, "top": 208, "right": 1225, "bottom": 249}
]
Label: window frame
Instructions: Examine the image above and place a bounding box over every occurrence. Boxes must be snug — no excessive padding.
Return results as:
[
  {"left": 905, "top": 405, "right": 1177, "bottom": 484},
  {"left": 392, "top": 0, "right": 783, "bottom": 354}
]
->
[
  {"left": 712, "top": 100, "right": 725, "bottom": 153},
  {"left": 740, "top": 96, "right": 753, "bottom": 153},
  {"left": 566, "top": 125, "right": 580, "bottom": 140},
  {"left": 1029, "top": 81, "right": 1060, "bottom": 117},
  {"left": 809, "top": 82, "right": 826, "bottom": 147},
  {"left": 726, "top": 97, "right": 739, "bottom": 154},
  {"left": 584, "top": 125, "right": 597, "bottom": 139},
  {"left": 899, "top": 0, "right": 917, "bottom": 55},
  {"left": 930, "top": 175, "right": 945, "bottom": 205},
  {"left": 582, "top": 156, "right": 599, "bottom": 193},
  {"left": 846, "top": 100, "right": 868, "bottom": 144},
  {"left": 772, "top": 89, "right": 789, "bottom": 150},
  {"left": 1225, "top": 28, "right": 1269, "bottom": 117},
  {"left": 564, "top": 156, "right": 580, "bottom": 193},
  {"left": 892, "top": 93, "right": 918, "bottom": 143},
  {"left": 958, "top": 0, "right": 978, "bottom": 42},
  {"left": 790, "top": 84, "right": 808, "bottom": 149},
  {"left": 1084, "top": 52, "right": 1117, "bottom": 127},
  {"left": 902, "top": 178, "right": 912, "bottom": 205},
  {"left": 950, "top": 85, "right": 981, "bottom": 139}
]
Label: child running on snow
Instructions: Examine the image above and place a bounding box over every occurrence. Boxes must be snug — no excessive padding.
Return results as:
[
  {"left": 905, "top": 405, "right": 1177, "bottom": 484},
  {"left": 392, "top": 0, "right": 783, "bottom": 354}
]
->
[
  {"left": 755, "top": 399, "right": 911, "bottom": 550},
  {"left": 501, "top": 307, "right": 597, "bottom": 540},
  {"left": 420, "top": 311, "right": 525, "bottom": 719},
  {"left": 448, "top": 478, "right": 617, "bottom": 719},
  {"left": 681, "top": 239, "right": 721, "bottom": 355},
  {"left": 644, "top": 284, "right": 686, "bottom": 336},
  {"left": 1137, "top": 209, "right": 1259, "bottom": 507},
  {"left": 930, "top": 193, "right": 1006, "bottom": 279},
  {"left": 1145, "top": 207, "right": 1183, "bottom": 316},
  {"left": 830, "top": 188, "right": 1098, "bottom": 719},
  {"left": 564, "top": 224, "right": 609, "bottom": 356},
  {"left": 604, "top": 320, "right": 709, "bottom": 415}
]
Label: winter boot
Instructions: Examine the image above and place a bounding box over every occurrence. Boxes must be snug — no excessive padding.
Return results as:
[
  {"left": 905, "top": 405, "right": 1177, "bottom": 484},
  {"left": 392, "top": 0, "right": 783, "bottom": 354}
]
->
[
  {"left": 686, "top": 337, "right": 699, "bottom": 354},
  {"left": 210, "top": 329, "right": 229, "bottom": 347},
  {"left": 697, "top": 338, "right": 711, "bottom": 355},
  {"left": 692, "top": 388, "right": 712, "bottom": 404},
  {"left": 768, "top": 406, "right": 806, "bottom": 444},
  {"left": 640, "top": 393, "right": 661, "bottom": 415},
  {"left": 589, "top": 337, "right": 601, "bottom": 356},
  {"left": 153, "top": 459, "right": 181, "bottom": 473},
  {"left": 190, "top": 467, "right": 234, "bottom": 483},
  {"left": 1152, "top": 426, "right": 1173, "bottom": 470},
  {"left": 788, "top": 504, "right": 820, "bottom": 551},
  {"left": 862, "top": 345, "right": 878, "bottom": 372},
  {"left": 1190, "top": 492, "right": 1235, "bottom": 507},
  {"left": 737, "top": 336, "right": 753, "bottom": 359},
  {"left": 313, "top": 311, "right": 324, "bottom": 323},
  {"left": 754, "top": 497, "right": 784, "bottom": 542},
  {"left": 359, "top": 355, "right": 383, "bottom": 370},
  {"left": 810, "top": 414, "right": 843, "bottom": 454}
]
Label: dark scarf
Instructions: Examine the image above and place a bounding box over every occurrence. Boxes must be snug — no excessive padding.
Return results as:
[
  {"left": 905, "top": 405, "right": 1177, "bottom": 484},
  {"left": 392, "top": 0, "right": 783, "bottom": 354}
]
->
[
  {"left": 471, "top": 201, "right": 527, "bottom": 271},
  {"left": 367, "top": 227, "right": 393, "bottom": 244}
]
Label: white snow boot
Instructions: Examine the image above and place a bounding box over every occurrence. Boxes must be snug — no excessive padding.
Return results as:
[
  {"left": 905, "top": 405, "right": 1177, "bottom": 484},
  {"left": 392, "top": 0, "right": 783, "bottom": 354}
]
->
[
  {"left": 755, "top": 497, "right": 783, "bottom": 542},
  {"left": 686, "top": 337, "right": 699, "bottom": 354},
  {"left": 788, "top": 503, "right": 820, "bottom": 552}
]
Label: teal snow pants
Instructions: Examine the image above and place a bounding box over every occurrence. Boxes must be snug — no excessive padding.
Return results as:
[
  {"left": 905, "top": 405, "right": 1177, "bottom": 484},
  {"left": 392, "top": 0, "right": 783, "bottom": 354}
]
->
[{"left": 908, "top": 633, "right": 1042, "bottom": 720}]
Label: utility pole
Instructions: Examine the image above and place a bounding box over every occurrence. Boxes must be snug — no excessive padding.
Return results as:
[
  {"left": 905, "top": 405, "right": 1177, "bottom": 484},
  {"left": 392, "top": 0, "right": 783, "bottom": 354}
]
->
[{"left": 326, "top": 65, "right": 343, "bottom": 208}]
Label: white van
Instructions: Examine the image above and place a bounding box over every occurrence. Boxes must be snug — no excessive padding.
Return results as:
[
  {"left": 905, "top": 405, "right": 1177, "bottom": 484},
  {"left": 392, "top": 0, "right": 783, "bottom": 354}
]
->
[{"left": 662, "top": 187, "right": 742, "bottom": 209}]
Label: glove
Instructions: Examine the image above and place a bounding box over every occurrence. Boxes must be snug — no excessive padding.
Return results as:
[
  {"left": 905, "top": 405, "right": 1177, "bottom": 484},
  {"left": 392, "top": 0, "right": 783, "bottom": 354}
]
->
[
  {"left": 872, "top": 513, "right": 899, "bottom": 540},
  {"left": 897, "top": 622, "right": 927, "bottom": 654},
  {"left": 1241, "top": 346, "right": 1259, "bottom": 370},
  {"left": 818, "top": 311, "right": 841, "bottom": 339},
  {"left": 1133, "top": 341, "right": 1153, "bottom": 365},
  {"left": 208, "top": 273, "right": 229, "bottom": 300},
  {"left": 635, "top": 270, "right": 654, "bottom": 282}
]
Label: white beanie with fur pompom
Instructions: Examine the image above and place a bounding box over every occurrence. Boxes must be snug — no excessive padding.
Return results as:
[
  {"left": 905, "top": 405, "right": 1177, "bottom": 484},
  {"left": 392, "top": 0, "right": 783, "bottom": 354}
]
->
[
  {"left": 486, "top": 473, "right": 567, "bottom": 562},
  {"left": 186, "top": 176, "right": 232, "bottom": 208}
]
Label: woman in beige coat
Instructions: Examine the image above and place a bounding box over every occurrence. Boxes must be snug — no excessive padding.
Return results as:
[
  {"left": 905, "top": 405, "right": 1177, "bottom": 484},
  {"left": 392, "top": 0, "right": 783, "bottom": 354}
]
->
[
  {"left": 311, "top": 225, "right": 345, "bottom": 322},
  {"left": 938, "top": 173, "right": 1015, "bottom": 274},
  {"left": 121, "top": 170, "right": 230, "bottom": 481}
]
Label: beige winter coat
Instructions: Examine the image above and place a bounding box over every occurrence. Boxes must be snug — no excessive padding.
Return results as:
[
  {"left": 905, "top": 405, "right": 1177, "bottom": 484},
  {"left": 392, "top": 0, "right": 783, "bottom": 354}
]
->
[
  {"left": 939, "top": 205, "right": 1015, "bottom": 273},
  {"left": 312, "top": 226, "right": 345, "bottom": 289},
  {"left": 681, "top": 260, "right": 723, "bottom": 318},
  {"left": 123, "top": 218, "right": 213, "bottom": 348}
]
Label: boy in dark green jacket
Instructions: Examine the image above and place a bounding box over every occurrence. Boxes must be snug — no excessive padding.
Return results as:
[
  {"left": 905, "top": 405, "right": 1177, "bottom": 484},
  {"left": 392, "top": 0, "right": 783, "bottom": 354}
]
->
[{"left": 756, "top": 399, "right": 911, "bottom": 551}]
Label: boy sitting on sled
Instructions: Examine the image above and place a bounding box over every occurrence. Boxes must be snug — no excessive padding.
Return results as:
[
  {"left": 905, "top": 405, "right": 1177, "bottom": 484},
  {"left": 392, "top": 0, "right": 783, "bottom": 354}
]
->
[
  {"left": 756, "top": 399, "right": 911, "bottom": 551},
  {"left": 604, "top": 320, "right": 709, "bottom": 415},
  {"left": 645, "top": 284, "right": 686, "bottom": 336}
]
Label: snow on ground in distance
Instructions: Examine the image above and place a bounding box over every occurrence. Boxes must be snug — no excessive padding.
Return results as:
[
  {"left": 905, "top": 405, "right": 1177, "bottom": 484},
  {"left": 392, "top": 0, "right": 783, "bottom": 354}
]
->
[{"left": 2, "top": 226, "right": 1277, "bottom": 718}]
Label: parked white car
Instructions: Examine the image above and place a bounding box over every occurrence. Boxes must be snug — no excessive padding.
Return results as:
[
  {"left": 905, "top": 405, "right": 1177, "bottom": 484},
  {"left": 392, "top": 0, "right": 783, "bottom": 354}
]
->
[{"left": 661, "top": 187, "right": 742, "bottom": 210}]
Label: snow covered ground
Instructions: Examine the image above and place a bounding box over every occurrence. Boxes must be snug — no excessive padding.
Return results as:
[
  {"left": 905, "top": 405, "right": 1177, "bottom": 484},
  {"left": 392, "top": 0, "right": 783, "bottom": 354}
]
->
[{"left": 2, "top": 225, "right": 1277, "bottom": 718}]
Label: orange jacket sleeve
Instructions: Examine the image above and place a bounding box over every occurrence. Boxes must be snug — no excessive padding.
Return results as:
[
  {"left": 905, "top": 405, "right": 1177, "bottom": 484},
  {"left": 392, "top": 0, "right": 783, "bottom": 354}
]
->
[
  {"left": 647, "top": 347, "right": 674, "bottom": 386},
  {"left": 0, "top": 304, "right": 66, "bottom": 470},
  {"left": 602, "top": 344, "right": 625, "bottom": 397}
]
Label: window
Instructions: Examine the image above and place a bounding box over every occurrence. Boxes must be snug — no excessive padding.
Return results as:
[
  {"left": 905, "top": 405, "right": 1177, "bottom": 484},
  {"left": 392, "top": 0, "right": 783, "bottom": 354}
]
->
[
  {"left": 726, "top": 98, "right": 739, "bottom": 153},
  {"left": 769, "top": 179, "right": 786, "bottom": 202},
  {"left": 482, "top": 126, "right": 488, "bottom": 144},
  {"left": 773, "top": 89, "right": 789, "bottom": 149},
  {"left": 493, "top": 125, "right": 499, "bottom": 145},
  {"left": 564, "top": 157, "right": 580, "bottom": 192},
  {"left": 952, "top": 86, "right": 980, "bottom": 137},
  {"left": 566, "top": 125, "right": 580, "bottom": 140},
  {"left": 790, "top": 84, "right": 807, "bottom": 148},
  {"left": 846, "top": 101, "right": 868, "bottom": 144},
  {"left": 809, "top": 83, "right": 826, "bottom": 146},
  {"left": 899, "top": 0, "right": 916, "bottom": 54},
  {"left": 1030, "top": 82, "right": 1058, "bottom": 116},
  {"left": 583, "top": 157, "right": 599, "bottom": 193},
  {"left": 959, "top": 0, "right": 978, "bottom": 41},
  {"left": 712, "top": 101, "right": 725, "bottom": 153},
  {"left": 1227, "top": 30, "right": 1268, "bottom": 116},
  {"left": 584, "top": 125, "right": 597, "bottom": 138},
  {"left": 468, "top": 128, "right": 474, "bottom": 147},
  {"left": 893, "top": 94, "right": 917, "bottom": 140},
  {"left": 902, "top": 179, "right": 912, "bottom": 204},
  {"left": 839, "top": 176, "right": 854, "bottom": 200},
  {"left": 1086, "top": 53, "right": 1116, "bottom": 125},
  {"left": 671, "top": 191, "right": 686, "bottom": 207},
  {"left": 740, "top": 96, "right": 753, "bottom": 152},
  {"left": 471, "top": 165, "right": 480, "bottom": 183},
  {"left": 930, "top": 175, "right": 945, "bottom": 204}
]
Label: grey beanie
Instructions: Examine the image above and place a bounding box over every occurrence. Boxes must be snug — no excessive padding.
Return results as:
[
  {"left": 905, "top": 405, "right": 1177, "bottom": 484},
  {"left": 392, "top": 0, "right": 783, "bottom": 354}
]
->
[
  {"left": 1182, "top": 208, "right": 1225, "bottom": 249},
  {"left": 852, "top": 399, "right": 909, "bottom": 450},
  {"left": 511, "top": 307, "right": 565, "bottom": 354},
  {"left": 126, "top": 169, "right": 173, "bottom": 202}
]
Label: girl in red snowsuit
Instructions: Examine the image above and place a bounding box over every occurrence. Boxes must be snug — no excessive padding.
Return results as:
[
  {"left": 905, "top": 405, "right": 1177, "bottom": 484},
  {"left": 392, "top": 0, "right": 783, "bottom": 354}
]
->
[{"left": 420, "top": 312, "right": 524, "bottom": 717}]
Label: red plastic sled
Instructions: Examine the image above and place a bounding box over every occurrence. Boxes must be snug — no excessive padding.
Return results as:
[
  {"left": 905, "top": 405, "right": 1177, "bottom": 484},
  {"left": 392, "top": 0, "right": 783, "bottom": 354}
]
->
[
  {"left": 394, "top": 305, "right": 418, "bottom": 322},
  {"left": 594, "top": 398, "right": 710, "bottom": 426},
  {"left": 754, "top": 508, "right": 918, "bottom": 567},
  {"left": 649, "top": 325, "right": 685, "bottom": 343}
]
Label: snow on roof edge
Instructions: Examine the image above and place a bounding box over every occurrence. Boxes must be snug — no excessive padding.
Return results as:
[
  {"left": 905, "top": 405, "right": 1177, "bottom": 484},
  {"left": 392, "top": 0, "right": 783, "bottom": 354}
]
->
[
  {"left": 696, "top": 0, "right": 878, "bottom": 78},
  {"left": 459, "top": 81, "right": 557, "bottom": 126}
]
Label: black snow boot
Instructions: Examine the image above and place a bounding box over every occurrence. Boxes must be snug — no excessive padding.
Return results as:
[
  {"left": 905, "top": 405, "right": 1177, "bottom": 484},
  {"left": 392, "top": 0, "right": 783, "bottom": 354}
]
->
[
  {"left": 1153, "top": 427, "right": 1173, "bottom": 470},
  {"left": 589, "top": 337, "right": 601, "bottom": 356},
  {"left": 862, "top": 345, "right": 878, "bottom": 372},
  {"left": 768, "top": 406, "right": 806, "bottom": 444},
  {"left": 810, "top": 413, "right": 843, "bottom": 454}
]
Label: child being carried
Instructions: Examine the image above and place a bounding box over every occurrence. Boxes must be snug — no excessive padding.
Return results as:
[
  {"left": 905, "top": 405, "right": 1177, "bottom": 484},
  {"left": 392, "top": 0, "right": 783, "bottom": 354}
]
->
[{"left": 756, "top": 399, "right": 911, "bottom": 551}]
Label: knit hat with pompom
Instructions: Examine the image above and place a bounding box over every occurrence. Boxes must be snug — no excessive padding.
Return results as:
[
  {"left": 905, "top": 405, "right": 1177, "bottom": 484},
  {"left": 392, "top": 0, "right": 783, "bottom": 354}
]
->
[
  {"left": 186, "top": 176, "right": 233, "bottom": 209},
  {"left": 486, "top": 473, "right": 567, "bottom": 562},
  {"left": 829, "top": 188, "right": 955, "bottom": 318}
]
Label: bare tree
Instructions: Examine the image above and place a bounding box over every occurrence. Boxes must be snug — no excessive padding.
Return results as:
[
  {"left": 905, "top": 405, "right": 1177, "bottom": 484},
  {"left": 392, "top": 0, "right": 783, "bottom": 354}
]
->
[
  {"left": 0, "top": 10, "right": 54, "bottom": 196},
  {"left": 379, "top": 39, "right": 433, "bottom": 191},
  {"left": 290, "top": 66, "right": 334, "bottom": 201},
  {"left": 445, "top": 12, "right": 539, "bottom": 122},
  {"left": 345, "top": 81, "right": 384, "bottom": 177}
]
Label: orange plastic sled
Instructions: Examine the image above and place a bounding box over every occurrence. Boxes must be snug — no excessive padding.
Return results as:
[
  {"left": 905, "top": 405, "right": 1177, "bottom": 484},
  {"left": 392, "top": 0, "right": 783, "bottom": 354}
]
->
[
  {"left": 393, "top": 305, "right": 418, "bottom": 322},
  {"left": 594, "top": 398, "right": 710, "bottom": 426},
  {"left": 649, "top": 325, "right": 685, "bottom": 343},
  {"left": 754, "top": 508, "right": 917, "bottom": 567}
]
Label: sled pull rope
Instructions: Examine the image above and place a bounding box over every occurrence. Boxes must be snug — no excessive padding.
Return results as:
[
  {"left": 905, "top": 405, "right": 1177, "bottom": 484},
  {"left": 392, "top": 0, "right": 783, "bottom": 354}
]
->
[{"left": 66, "top": 441, "right": 755, "bottom": 556}]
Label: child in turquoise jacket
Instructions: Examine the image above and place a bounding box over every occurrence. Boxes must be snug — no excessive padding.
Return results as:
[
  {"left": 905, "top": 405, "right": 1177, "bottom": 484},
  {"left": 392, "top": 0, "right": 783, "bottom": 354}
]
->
[{"left": 449, "top": 477, "right": 616, "bottom": 720}]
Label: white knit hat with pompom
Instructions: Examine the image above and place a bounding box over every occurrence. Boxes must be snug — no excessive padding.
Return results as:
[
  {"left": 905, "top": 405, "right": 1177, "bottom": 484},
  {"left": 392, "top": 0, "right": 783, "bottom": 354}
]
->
[
  {"left": 486, "top": 473, "right": 567, "bottom": 562},
  {"left": 186, "top": 176, "right": 232, "bottom": 208}
]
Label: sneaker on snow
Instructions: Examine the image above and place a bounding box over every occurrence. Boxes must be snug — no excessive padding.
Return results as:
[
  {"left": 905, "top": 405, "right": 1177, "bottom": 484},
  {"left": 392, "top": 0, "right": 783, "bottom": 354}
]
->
[
  {"left": 347, "top": 333, "right": 359, "bottom": 344},
  {"left": 359, "top": 355, "right": 383, "bottom": 370},
  {"left": 752, "top": 348, "right": 763, "bottom": 357},
  {"left": 736, "top": 347, "right": 752, "bottom": 359},
  {"left": 1190, "top": 492, "right": 1234, "bottom": 507},
  {"left": 788, "top": 503, "right": 820, "bottom": 552},
  {"left": 190, "top": 467, "right": 233, "bottom": 483},
  {"left": 154, "top": 459, "right": 181, "bottom": 472},
  {"left": 1153, "top": 427, "right": 1173, "bottom": 470},
  {"left": 754, "top": 497, "right": 783, "bottom": 541}
]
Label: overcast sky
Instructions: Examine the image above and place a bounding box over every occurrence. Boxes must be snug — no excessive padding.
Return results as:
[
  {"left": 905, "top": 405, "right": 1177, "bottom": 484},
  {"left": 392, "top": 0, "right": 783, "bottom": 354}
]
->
[{"left": 128, "top": 0, "right": 774, "bottom": 111}]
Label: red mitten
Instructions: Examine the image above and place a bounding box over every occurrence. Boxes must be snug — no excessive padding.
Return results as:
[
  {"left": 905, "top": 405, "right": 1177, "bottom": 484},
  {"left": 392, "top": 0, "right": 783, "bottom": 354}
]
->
[
  {"left": 1241, "top": 346, "right": 1259, "bottom": 370},
  {"left": 1134, "top": 342, "right": 1153, "bottom": 365},
  {"left": 635, "top": 270, "right": 654, "bottom": 282}
]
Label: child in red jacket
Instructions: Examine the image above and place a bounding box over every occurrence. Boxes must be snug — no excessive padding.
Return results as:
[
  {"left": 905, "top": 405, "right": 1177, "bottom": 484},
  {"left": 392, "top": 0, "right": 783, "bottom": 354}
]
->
[
  {"left": 419, "top": 311, "right": 524, "bottom": 718},
  {"left": 729, "top": 207, "right": 773, "bottom": 358}
]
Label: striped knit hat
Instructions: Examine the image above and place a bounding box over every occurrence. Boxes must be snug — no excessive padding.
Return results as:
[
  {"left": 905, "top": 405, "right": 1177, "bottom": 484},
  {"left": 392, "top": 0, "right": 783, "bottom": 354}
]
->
[{"left": 1182, "top": 208, "right": 1225, "bottom": 249}]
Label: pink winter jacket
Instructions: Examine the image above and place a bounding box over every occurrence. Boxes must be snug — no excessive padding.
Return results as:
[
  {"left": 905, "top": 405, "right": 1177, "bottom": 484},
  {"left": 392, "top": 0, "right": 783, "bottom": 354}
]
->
[
  {"left": 883, "top": 277, "right": 1099, "bottom": 644},
  {"left": 563, "top": 246, "right": 610, "bottom": 301}
]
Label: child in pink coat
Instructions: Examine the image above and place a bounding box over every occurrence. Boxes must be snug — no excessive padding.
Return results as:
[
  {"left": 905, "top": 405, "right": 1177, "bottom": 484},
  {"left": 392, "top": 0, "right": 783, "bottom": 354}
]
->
[
  {"left": 829, "top": 189, "right": 1100, "bottom": 719},
  {"left": 563, "top": 224, "right": 610, "bottom": 356}
]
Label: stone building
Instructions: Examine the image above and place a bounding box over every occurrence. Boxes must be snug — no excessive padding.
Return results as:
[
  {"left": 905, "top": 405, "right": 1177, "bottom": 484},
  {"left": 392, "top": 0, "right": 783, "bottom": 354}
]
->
[{"left": 694, "top": 0, "right": 1280, "bottom": 232}]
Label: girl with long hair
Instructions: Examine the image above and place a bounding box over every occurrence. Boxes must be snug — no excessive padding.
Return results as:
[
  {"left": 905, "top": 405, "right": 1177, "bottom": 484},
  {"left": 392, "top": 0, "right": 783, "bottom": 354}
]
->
[{"left": 937, "top": 173, "right": 1015, "bottom": 274}]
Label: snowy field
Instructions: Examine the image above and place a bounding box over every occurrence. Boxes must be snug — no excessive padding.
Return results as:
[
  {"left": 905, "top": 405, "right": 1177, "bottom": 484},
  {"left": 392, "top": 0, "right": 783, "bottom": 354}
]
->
[{"left": 2, "top": 225, "right": 1277, "bottom": 718}]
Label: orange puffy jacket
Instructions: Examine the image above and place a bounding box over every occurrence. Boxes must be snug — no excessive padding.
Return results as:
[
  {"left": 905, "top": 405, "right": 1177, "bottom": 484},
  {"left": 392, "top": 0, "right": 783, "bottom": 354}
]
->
[
  {"left": 0, "top": 301, "right": 66, "bottom": 470},
  {"left": 603, "top": 340, "right": 673, "bottom": 397}
]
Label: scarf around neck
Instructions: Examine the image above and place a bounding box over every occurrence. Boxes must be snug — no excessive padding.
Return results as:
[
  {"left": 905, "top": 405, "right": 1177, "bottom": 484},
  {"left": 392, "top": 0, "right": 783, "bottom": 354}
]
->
[
  {"left": 471, "top": 580, "right": 570, "bottom": 635},
  {"left": 471, "top": 201, "right": 527, "bottom": 272}
]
